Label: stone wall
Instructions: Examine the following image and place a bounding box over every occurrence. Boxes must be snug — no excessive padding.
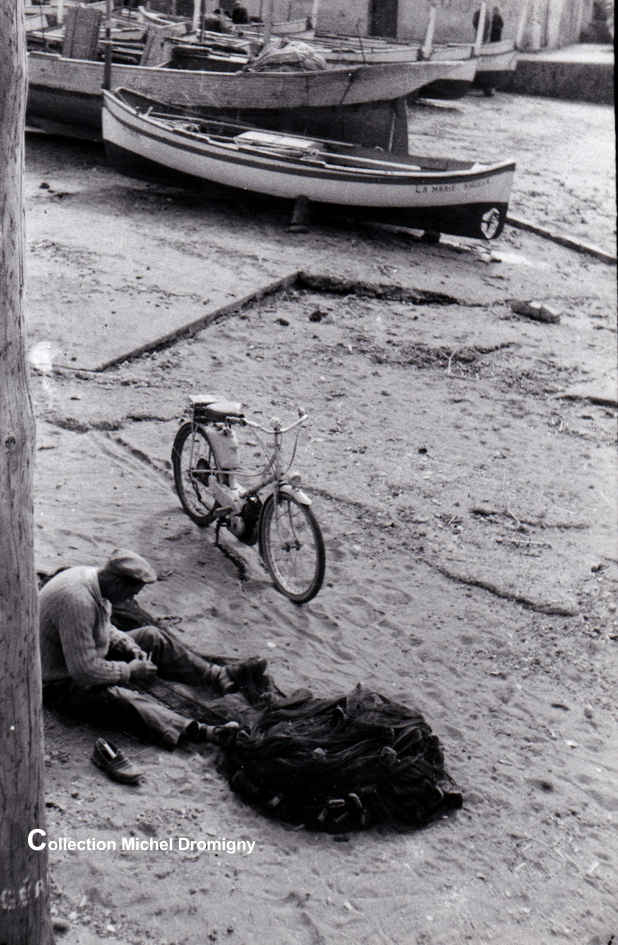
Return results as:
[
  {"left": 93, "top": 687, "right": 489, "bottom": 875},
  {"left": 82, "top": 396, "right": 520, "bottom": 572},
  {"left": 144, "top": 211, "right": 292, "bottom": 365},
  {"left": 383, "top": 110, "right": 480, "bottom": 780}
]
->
[
  {"left": 523, "top": 0, "right": 590, "bottom": 47},
  {"left": 505, "top": 56, "right": 614, "bottom": 100}
]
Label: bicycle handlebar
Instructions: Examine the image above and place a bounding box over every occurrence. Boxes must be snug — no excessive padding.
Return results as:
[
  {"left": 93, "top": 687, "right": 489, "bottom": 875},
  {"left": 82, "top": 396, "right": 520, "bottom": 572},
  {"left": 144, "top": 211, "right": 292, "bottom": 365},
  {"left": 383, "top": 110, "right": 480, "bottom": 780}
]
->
[{"left": 243, "top": 412, "right": 308, "bottom": 436}]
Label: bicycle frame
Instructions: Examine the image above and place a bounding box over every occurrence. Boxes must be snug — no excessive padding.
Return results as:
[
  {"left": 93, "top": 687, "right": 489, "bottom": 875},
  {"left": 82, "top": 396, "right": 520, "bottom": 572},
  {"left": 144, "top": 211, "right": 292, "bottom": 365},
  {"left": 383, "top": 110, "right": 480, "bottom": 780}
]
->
[{"left": 186, "top": 410, "right": 309, "bottom": 517}]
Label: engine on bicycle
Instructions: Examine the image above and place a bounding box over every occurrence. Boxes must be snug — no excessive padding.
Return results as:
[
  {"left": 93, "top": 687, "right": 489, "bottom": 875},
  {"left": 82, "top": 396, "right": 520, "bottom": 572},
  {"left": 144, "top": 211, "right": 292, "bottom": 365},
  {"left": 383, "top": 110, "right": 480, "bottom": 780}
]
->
[{"left": 229, "top": 495, "right": 262, "bottom": 545}]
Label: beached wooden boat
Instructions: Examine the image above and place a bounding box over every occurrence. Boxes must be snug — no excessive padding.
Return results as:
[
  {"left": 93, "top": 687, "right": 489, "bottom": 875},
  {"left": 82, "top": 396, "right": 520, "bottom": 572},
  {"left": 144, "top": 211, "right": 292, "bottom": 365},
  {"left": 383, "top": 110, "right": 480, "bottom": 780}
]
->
[
  {"left": 167, "top": 36, "right": 477, "bottom": 99},
  {"left": 135, "top": 9, "right": 509, "bottom": 96},
  {"left": 311, "top": 34, "right": 517, "bottom": 95},
  {"left": 221, "top": 29, "right": 480, "bottom": 98},
  {"left": 308, "top": 43, "right": 477, "bottom": 99},
  {"left": 245, "top": 17, "right": 309, "bottom": 35},
  {"left": 136, "top": 6, "right": 192, "bottom": 30},
  {"left": 132, "top": 8, "right": 507, "bottom": 98},
  {"left": 102, "top": 87, "right": 516, "bottom": 240},
  {"left": 308, "top": 33, "right": 457, "bottom": 65},
  {"left": 26, "top": 47, "right": 474, "bottom": 139},
  {"left": 27, "top": 10, "right": 152, "bottom": 48},
  {"left": 137, "top": 4, "right": 307, "bottom": 35}
]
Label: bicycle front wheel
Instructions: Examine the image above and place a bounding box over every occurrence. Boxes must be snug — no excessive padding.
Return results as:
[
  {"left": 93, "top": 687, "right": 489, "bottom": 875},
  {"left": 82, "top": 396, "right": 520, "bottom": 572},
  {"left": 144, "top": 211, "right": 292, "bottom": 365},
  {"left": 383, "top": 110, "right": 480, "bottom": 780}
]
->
[
  {"left": 171, "top": 422, "right": 221, "bottom": 526},
  {"left": 259, "top": 493, "right": 325, "bottom": 604}
]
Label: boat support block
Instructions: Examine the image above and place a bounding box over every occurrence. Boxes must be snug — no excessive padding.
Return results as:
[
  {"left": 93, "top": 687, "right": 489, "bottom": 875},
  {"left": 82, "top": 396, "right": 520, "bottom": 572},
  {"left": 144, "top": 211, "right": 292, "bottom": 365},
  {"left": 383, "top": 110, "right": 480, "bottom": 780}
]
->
[{"left": 288, "top": 196, "right": 312, "bottom": 234}]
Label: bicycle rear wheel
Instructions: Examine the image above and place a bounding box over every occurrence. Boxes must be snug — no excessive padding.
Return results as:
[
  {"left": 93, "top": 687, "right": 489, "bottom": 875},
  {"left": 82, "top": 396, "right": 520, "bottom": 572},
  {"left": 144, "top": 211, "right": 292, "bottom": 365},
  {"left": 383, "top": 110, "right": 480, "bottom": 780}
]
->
[
  {"left": 171, "top": 422, "right": 221, "bottom": 526},
  {"left": 259, "top": 493, "right": 325, "bottom": 604}
]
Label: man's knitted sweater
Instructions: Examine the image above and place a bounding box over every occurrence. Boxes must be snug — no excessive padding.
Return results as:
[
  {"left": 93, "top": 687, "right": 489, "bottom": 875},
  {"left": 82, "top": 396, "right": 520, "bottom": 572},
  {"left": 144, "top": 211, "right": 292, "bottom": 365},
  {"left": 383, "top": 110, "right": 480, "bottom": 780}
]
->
[{"left": 39, "top": 566, "right": 141, "bottom": 687}]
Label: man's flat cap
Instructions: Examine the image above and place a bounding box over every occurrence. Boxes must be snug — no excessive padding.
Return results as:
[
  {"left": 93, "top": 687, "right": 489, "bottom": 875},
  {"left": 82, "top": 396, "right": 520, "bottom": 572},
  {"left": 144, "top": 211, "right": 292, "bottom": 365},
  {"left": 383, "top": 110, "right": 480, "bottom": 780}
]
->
[{"left": 106, "top": 549, "right": 157, "bottom": 584}]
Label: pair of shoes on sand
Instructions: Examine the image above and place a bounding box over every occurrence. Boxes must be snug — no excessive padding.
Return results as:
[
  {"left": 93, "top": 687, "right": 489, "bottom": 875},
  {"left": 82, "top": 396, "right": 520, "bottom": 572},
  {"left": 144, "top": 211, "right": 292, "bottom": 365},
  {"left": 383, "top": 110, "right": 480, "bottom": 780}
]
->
[
  {"left": 91, "top": 720, "right": 243, "bottom": 785},
  {"left": 92, "top": 738, "right": 143, "bottom": 785}
]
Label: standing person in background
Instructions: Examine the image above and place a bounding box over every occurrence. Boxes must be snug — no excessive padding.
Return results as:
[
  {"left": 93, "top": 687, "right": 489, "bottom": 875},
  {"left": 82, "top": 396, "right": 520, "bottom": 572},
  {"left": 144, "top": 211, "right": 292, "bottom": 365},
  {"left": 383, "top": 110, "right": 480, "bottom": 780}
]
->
[
  {"left": 473, "top": 5, "right": 504, "bottom": 42},
  {"left": 489, "top": 6, "right": 504, "bottom": 41}
]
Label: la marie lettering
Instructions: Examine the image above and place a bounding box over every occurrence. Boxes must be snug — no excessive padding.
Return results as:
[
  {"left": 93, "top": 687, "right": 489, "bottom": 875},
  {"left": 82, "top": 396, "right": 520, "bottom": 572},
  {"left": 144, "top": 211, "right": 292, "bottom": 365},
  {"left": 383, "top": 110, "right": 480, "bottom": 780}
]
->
[{"left": 415, "top": 180, "right": 484, "bottom": 194}]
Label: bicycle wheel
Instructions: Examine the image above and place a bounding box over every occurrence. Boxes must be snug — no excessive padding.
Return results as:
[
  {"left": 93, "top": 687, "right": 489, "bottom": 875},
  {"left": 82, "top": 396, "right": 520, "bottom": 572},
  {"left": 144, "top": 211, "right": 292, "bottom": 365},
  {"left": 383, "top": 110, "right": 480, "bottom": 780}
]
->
[
  {"left": 171, "top": 422, "right": 221, "bottom": 526},
  {"left": 259, "top": 493, "right": 325, "bottom": 604}
]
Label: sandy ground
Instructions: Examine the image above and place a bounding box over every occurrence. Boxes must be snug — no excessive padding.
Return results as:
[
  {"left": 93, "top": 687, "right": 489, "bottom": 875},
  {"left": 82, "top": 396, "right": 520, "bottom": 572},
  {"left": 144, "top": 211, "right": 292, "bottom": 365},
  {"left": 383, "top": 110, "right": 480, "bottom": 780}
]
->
[{"left": 21, "top": 91, "right": 617, "bottom": 945}]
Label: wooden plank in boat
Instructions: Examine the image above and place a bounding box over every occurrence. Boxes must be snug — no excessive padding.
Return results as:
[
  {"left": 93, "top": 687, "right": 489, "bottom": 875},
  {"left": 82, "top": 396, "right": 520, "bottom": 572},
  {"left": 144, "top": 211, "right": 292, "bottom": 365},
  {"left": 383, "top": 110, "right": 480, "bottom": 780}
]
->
[
  {"left": 234, "top": 130, "right": 321, "bottom": 158},
  {"left": 26, "top": 14, "right": 48, "bottom": 32},
  {"left": 140, "top": 24, "right": 173, "bottom": 66},
  {"left": 62, "top": 6, "right": 102, "bottom": 59}
]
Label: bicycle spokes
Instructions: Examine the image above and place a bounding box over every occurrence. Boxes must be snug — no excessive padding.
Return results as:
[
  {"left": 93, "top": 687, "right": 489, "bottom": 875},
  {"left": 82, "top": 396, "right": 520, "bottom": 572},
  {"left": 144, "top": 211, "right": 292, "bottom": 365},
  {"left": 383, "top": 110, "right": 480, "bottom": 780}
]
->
[
  {"left": 260, "top": 494, "right": 325, "bottom": 604},
  {"left": 172, "top": 424, "right": 220, "bottom": 526},
  {"left": 278, "top": 504, "right": 303, "bottom": 554}
]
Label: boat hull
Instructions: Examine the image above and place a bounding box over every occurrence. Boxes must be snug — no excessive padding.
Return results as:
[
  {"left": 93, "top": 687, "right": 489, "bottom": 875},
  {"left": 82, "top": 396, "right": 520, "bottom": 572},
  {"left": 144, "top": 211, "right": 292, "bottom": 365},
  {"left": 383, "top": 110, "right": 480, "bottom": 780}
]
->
[
  {"left": 474, "top": 42, "right": 518, "bottom": 90},
  {"left": 314, "top": 34, "right": 517, "bottom": 95},
  {"left": 415, "top": 59, "right": 477, "bottom": 100},
  {"left": 27, "top": 50, "right": 464, "bottom": 138},
  {"left": 28, "top": 81, "right": 413, "bottom": 154},
  {"left": 417, "top": 76, "right": 473, "bottom": 100},
  {"left": 27, "top": 84, "right": 102, "bottom": 138},
  {"left": 169, "top": 40, "right": 478, "bottom": 101},
  {"left": 102, "top": 89, "right": 515, "bottom": 240},
  {"left": 297, "top": 35, "right": 478, "bottom": 99}
]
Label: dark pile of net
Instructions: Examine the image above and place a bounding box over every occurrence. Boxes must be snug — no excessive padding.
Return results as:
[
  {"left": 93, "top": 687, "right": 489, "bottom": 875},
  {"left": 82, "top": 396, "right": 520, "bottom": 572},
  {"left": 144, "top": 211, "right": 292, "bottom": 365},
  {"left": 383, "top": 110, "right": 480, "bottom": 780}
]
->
[{"left": 218, "top": 684, "right": 463, "bottom": 832}]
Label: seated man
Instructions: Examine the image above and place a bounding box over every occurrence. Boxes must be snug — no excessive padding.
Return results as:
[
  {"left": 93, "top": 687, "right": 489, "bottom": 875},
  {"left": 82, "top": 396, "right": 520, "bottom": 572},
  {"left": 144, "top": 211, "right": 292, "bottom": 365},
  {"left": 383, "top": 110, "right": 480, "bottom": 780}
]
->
[
  {"left": 231, "top": 0, "right": 249, "bottom": 24},
  {"left": 39, "top": 549, "right": 266, "bottom": 756},
  {"left": 204, "top": 8, "right": 234, "bottom": 32}
]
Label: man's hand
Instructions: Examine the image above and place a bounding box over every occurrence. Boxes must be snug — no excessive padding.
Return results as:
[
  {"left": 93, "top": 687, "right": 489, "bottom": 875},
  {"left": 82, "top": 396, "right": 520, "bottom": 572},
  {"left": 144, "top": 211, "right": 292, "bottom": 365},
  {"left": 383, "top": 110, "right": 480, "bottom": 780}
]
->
[{"left": 127, "top": 658, "right": 158, "bottom": 682}]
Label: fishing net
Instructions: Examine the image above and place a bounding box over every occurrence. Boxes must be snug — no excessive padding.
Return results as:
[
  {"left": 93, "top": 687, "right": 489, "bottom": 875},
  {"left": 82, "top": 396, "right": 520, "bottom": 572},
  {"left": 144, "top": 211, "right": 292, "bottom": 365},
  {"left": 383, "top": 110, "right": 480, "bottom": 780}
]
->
[
  {"left": 248, "top": 40, "right": 328, "bottom": 72},
  {"left": 218, "top": 684, "right": 463, "bottom": 832}
]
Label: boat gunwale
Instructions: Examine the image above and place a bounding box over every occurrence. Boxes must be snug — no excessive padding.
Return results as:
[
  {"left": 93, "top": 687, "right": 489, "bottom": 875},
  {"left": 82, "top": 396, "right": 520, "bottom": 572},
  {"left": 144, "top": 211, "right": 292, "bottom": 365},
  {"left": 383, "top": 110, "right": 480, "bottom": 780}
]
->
[{"left": 28, "top": 47, "right": 443, "bottom": 81}]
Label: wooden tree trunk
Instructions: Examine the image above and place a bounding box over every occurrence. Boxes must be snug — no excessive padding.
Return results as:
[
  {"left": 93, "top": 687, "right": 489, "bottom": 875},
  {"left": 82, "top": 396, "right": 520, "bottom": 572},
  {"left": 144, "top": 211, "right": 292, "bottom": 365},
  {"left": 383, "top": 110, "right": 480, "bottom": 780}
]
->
[{"left": 0, "top": 2, "right": 55, "bottom": 943}]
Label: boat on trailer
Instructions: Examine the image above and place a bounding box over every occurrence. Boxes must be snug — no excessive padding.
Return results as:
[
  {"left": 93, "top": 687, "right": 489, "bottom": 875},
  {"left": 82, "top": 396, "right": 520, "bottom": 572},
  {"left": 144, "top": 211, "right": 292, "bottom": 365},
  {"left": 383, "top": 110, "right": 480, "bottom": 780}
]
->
[{"left": 102, "top": 87, "right": 516, "bottom": 240}]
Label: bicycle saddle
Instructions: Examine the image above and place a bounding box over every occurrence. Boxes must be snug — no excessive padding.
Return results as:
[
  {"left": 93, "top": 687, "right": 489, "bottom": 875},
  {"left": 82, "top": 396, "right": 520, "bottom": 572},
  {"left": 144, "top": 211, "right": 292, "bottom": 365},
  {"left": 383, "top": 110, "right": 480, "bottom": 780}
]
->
[
  {"left": 190, "top": 392, "right": 220, "bottom": 407},
  {"left": 192, "top": 397, "right": 244, "bottom": 420}
]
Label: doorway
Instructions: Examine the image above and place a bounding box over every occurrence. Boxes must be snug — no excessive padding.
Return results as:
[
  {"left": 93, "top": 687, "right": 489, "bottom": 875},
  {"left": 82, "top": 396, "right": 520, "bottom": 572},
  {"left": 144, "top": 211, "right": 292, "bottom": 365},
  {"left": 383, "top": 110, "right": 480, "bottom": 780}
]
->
[{"left": 369, "top": 0, "right": 399, "bottom": 37}]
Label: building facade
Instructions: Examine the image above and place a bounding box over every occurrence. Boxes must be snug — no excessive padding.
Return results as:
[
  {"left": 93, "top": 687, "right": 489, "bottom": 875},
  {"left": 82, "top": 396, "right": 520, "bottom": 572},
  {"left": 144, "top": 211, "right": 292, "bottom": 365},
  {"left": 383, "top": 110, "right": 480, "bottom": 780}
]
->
[{"left": 314, "top": 0, "right": 595, "bottom": 49}]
